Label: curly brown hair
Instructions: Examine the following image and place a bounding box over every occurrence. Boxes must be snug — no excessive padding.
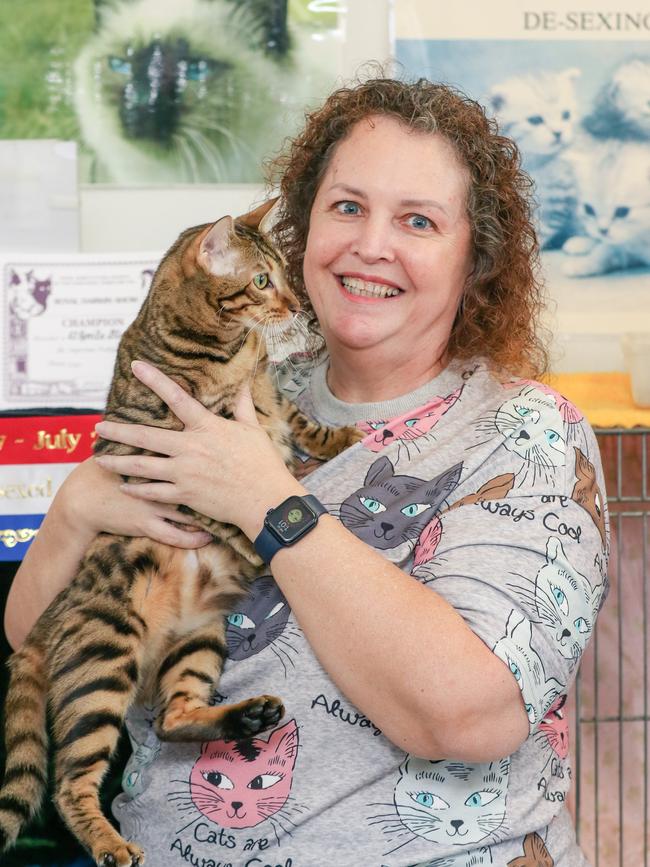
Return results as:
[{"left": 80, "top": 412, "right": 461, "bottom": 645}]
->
[{"left": 268, "top": 76, "right": 549, "bottom": 378}]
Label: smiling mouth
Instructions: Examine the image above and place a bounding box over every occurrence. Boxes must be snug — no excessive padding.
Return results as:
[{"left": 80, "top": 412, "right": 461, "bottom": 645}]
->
[{"left": 340, "top": 276, "right": 401, "bottom": 298}]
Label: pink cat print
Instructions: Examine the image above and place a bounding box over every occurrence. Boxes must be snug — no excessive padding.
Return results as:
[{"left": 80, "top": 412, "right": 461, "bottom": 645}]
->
[
  {"left": 189, "top": 720, "right": 298, "bottom": 829},
  {"left": 359, "top": 388, "right": 462, "bottom": 455}
]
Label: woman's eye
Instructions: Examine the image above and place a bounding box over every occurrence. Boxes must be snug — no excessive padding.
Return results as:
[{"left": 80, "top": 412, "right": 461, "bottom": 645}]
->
[
  {"left": 406, "top": 214, "right": 433, "bottom": 230},
  {"left": 253, "top": 273, "right": 269, "bottom": 289},
  {"left": 335, "top": 201, "right": 361, "bottom": 215}
]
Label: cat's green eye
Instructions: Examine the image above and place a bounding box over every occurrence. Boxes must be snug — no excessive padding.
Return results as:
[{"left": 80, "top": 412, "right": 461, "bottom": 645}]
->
[
  {"left": 359, "top": 496, "right": 385, "bottom": 514},
  {"left": 253, "top": 273, "right": 270, "bottom": 290}
]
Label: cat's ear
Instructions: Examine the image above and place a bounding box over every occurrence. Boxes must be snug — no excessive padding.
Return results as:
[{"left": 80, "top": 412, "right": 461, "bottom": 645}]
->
[
  {"left": 545, "top": 535, "right": 565, "bottom": 566},
  {"left": 363, "top": 455, "right": 395, "bottom": 487},
  {"left": 236, "top": 197, "right": 280, "bottom": 234},
  {"left": 269, "top": 719, "right": 299, "bottom": 768},
  {"left": 196, "top": 216, "right": 239, "bottom": 277}
]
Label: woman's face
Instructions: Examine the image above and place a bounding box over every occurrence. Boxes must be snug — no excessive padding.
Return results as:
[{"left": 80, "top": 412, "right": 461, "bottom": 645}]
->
[{"left": 303, "top": 115, "right": 473, "bottom": 366}]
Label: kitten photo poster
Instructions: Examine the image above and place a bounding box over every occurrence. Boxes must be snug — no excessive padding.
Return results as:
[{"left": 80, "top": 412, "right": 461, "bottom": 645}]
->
[
  {"left": 394, "top": 0, "right": 650, "bottom": 337},
  {"left": 1, "top": 0, "right": 342, "bottom": 185}
]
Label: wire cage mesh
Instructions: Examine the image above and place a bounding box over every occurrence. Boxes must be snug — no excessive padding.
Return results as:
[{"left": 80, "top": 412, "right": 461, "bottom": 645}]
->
[{"left": 570, "top": 428, "right": 650, "bottom": 866}]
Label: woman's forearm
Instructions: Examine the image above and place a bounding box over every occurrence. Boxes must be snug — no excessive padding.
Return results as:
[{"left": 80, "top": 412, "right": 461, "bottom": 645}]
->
[{"left": 4, "top": 496, "right": 95, "bottom": 649}]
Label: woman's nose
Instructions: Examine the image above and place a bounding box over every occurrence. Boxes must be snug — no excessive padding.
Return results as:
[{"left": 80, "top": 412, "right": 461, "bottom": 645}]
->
[{"left": 350, "top": 216, "right": 395, "bottom": 263}]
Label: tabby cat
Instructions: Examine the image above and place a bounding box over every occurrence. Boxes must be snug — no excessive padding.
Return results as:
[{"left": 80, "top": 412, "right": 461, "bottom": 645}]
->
[{"left": 0, "top": 200, "right": 360, "bottom": 867}]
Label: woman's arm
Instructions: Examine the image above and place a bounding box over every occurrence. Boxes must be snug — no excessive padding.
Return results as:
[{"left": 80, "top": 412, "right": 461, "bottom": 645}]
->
[
  {"left": 4, "top": 457, "right": 213, "bottom": 650},
  {"left": 94, "top": 361, "right": 529, "bottom": 761}
]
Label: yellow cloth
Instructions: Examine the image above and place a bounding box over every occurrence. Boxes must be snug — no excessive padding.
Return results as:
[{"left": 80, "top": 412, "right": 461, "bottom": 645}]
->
[{"left": 544, "top": 372, "right": 650, "bottom": 429}]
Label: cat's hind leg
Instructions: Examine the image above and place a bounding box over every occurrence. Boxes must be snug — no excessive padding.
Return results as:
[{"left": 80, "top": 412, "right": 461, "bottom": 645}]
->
[
  {"left": 50, "top": 602, "right": 146, "bottom": 867},
  {"left": 154, "top": 625, "right": 284, "bottom": 742}
]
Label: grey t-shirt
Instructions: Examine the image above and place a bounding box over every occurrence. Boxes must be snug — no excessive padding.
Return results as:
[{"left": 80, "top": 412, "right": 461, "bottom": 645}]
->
[{"left": 113, "top": 357, "right": 608, "bottom": 867}]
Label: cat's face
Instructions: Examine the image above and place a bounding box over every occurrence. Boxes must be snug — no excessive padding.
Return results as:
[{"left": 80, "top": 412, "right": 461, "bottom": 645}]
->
[
  {"left": 73, "top": 0, "right": 311, "bottom": 183},
  {"left": 359, "top": 388, "right": 462, "bottom": 454},
  {"left": 152, "top": 214, "right": 298, "bottom": 342},
  {"left": 569, "top": 140, "right": 650, "bottom": 245},
  {"left": 489, "top": 68, "right": 579, "bottom": 157},
  {"left": 493, "top": 386, "right": 566, "bottom": 475},
  {"left": 610, "top": 59, "right": 650, "bottom": 131},
  {"left": 189, "top": 721, "right": 298, "bottom": 829},
  {"left": 534, "top": 536, "right": 599, "bottom": 662},
  {"left": 538, "top": 694, "right": 569, "bottom": 760},
  {"left": 493, "top": 611, "right": 563, "bottom": 727},
  {"left": 393, "top": 757, "right": 509, "bottom": 846},
  {"left": 225, "top": 575, "right": 291, "bottom": 662},
  {"left": 338, "top": 455, "right": 463, "bottom": 557}
]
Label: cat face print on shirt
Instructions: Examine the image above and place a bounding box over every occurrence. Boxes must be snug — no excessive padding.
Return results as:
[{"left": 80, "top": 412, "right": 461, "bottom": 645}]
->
[
  {"left": 359, "top": 387, "right": 463, "bottom": 458},
  {"left": 536, "top": 693, "right": 569, "bottom": 773},
  {"left": 225, "top": 575, "right": 298, "bottom": 675},
  {"left": 476, "top": 386, "right": 566, "bottom": 487},
  {"left": 387, "top": 757, "right": 510, "bottom": 849},
  {"left": 509, "top": 536, "right": 602, "bottom": 668},
  {"left": 493, "top": 611, "right": 563, "bottom": 728},
  {"left": 172, "top": 721, "right": 299, "bottom": 834},
  {"left": 572, "top": 447, "right": 607, "bottom": 547},
  {"left": 338, "top": 455, "right": 463, "bottom": 560}
]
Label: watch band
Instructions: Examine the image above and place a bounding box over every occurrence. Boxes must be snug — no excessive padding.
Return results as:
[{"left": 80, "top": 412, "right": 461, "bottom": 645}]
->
[{"left": 254, "top": 494, "right": 328, "bottom": 564}]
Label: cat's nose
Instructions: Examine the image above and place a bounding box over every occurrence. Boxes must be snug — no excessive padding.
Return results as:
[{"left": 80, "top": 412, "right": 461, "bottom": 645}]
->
[
  {"left": 381, "top": 429, "right": 394, "bottom": 442},
  {"left": 231, "top": 801, "right": 243, "bottom": 811},
  {"left": 380, "top": 522, "right": 393, "bottom": 534},
  {"left": 561, "top": 628, "right": 571, "bottom": 639},
  {"left": 451, "top": 819, "right": 464, "bottom": 830}
]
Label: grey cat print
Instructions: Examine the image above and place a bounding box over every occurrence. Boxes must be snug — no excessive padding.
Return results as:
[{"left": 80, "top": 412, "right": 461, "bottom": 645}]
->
[
  {"left": 369, "top": 756, "right": 509, "bottom": 858},
  {"left": 337, "top": 455, "right": 463, "bottom": 562},
  {"left": 412, "top": 846, "right": 493, "bottom": 866},
  {"left": 225, "top": 575, "right": 300, "bottom": 677}
]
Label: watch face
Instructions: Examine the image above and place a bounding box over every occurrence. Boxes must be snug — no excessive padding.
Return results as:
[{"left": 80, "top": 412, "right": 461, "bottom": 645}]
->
[{"left": 267, "top": 496, "right": 317, "bottom": 544}]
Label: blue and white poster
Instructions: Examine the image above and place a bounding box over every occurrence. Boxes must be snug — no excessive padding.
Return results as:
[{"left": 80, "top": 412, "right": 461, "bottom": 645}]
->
[{"left": 394, "top": 0, "right": 650, "bottom": 322}]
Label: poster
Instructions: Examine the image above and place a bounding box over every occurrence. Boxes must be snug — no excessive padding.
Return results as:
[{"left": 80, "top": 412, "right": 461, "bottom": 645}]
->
[
  {"left": 1, "top": 0, "right": 343, "bottom": 185},
  {"left": 0, "top": 252, "right": 159, "bottom": 410},
  {"left": 394, "top": 0, "right": 650, "bottom": 340}
]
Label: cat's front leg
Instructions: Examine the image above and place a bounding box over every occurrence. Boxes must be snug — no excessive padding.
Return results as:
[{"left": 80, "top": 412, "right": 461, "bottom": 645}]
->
[
  {"left": 154, "top": 624, "right": 284, "bottom": 741},
  {"left": 282, "top": 397, "right": 364, "bottom": 461}
]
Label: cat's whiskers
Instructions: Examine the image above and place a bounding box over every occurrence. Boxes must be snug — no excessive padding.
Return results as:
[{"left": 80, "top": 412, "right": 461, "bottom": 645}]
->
[{"left": 174, "top": 134, "right": 201, "bottom": 183}]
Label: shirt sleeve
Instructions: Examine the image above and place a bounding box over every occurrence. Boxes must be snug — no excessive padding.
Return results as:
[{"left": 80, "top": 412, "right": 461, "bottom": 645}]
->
[{"left": 411, "top": 418, "right": 609, "bottom": 734}]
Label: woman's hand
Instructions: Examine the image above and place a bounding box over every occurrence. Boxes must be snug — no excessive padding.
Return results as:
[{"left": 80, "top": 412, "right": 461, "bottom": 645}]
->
[
  {"left": 59, "top": 456, "right": 213, "bottom": 548},
  {"left": 93, "top": 361, "right": 298, "bottom": 532}
]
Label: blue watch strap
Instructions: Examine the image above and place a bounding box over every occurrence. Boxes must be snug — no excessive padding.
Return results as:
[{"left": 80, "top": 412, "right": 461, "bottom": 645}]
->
[{"left": 254, "top": 494, "right": 327, "bottom": 564}]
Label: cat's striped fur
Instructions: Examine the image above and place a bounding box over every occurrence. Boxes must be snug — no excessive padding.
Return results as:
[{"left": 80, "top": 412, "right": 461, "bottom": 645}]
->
[{"left": 0, "top": 201, "right": 360, "bottom": 866}]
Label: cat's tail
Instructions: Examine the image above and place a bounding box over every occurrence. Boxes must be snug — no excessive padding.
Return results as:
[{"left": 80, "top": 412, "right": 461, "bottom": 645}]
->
[{"left": 0, "top": 635, "right": 49, "bottom": 851}]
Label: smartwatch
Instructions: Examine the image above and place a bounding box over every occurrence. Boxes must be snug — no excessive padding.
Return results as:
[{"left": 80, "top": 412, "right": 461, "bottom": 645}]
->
[{"left": 254, "top": 494, "right": 328, "bottom": 564}]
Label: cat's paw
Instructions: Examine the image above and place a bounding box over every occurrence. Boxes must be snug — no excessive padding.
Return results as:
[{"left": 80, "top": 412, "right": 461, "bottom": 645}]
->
[
  {"left": 223, "top": 695, "right": 285, "bottom": 739},
  {"left": 561, "top": 256, "right": 602, "bottom": 277},
  {"left": 96, "top": 841, "right": 145, "bottom": 867},
  {"left": 562, "top": 235, "right": 596, "bottom": 256}
]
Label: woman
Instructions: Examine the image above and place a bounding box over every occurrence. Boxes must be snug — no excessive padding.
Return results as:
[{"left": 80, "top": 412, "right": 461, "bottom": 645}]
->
[{"left": 6, "top": 78, "right": 607, "bottom": 865}]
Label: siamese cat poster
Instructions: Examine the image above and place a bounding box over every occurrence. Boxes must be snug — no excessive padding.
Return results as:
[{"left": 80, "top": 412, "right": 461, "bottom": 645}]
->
[{"left": 2, "top": 0, "right": 340, "bottom": 184}]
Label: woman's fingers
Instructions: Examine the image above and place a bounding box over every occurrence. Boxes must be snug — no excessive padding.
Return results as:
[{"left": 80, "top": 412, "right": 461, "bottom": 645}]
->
[
  {"left": 94, "top": 420, "right": 182, "bottom": 455},
  {"left": 131, "top": 360, "right": 212, "bottom": 428},
  {"left": 148, "top": 517, "right": 213, "bottom": 548},
  {"left": 121, "top": 482, "right": 178, "bottom": 503},
  {"left": 94, "top": 453, "right": 174, "bottom": 481}
]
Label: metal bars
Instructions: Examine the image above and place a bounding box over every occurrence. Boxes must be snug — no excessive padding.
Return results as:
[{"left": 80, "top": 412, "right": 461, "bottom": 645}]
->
[{"left": 573, "top": 429, "right": 649, "bottom": 866}]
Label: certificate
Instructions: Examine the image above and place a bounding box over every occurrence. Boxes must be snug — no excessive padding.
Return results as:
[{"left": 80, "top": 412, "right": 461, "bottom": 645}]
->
[{"left": 1, "top": 252, "right": 160, "bottom": 410}]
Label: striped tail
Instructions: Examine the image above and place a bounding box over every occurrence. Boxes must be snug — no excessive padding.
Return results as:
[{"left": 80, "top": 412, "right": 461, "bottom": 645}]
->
[{"left": 0, "top": 639, "right": 49, "bottom": 851}]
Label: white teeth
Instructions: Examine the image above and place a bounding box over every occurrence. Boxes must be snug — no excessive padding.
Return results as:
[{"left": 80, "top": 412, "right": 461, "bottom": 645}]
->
[{"left": 341, "top": 277, "right": 400, "bottom": 298}]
